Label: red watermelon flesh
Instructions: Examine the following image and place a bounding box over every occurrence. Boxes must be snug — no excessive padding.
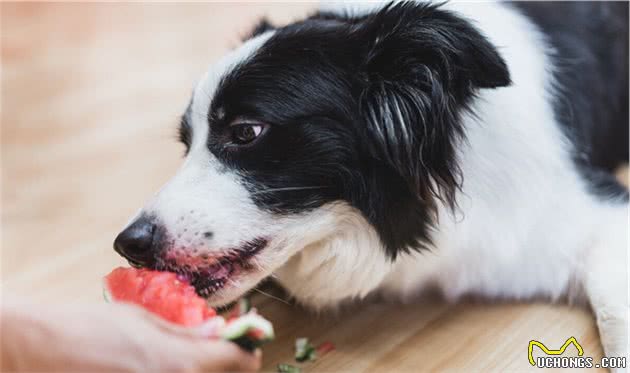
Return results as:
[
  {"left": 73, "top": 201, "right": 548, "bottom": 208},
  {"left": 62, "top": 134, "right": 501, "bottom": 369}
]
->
[
  {"left": 104, "top": 267, "right": 274, "bottom": 351},
  {"left": 104, "top": 267, "right": 216, "bottom": 327}
]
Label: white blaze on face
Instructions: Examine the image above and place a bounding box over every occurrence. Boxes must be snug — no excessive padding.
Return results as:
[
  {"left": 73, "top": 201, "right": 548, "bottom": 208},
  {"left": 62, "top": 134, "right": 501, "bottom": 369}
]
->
[
  {"left": 189, "top": 31, "right": 275, "bottom": 152},
  {"left": 142, "top": 32, "right": 277, "bottom": 258}
]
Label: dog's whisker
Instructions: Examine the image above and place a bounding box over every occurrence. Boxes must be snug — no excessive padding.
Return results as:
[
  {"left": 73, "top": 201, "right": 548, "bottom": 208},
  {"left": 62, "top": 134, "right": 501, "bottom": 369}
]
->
[
  {"left": 250, "top": 186, "right": 329, "bottom": 196},
  {"left": 252, "top": 286, "right": 291, "bottom": 305}
]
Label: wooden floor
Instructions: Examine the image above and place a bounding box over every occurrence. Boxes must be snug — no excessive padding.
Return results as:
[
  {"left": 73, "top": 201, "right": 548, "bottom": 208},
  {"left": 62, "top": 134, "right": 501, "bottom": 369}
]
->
[{"left": 2, "top": 3, "right": 625, "bottom": 372}]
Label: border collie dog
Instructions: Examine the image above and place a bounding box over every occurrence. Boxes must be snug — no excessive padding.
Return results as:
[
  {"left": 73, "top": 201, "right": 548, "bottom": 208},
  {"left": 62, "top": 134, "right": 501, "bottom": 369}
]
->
[{"left": 114, "top": 1, "right": 629, "bottom": 361}]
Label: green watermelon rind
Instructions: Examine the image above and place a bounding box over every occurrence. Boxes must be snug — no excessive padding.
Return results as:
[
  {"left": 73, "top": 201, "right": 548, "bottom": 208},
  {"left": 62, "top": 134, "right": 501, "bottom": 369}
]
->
[
  {"left": 277, "top": 363, "right": 301, "bottom": 373},
  {"left": 294, "top": 337, "right": 316, "bottom": 362},
  {"left": 102, "top": 280, "right": 112, "bottom": 303},
  {"left": 103, "top": 288, "right": 112, "bottom": 303},
  {"left": 220, "top": 312, "right": 274, "bottom": 340}
]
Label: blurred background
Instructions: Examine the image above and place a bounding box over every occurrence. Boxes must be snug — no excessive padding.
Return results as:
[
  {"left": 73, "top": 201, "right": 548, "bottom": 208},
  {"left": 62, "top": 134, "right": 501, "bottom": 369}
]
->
[
  {"left": 2, "top": 2, "right": 314, "bottom": 302},
  {"left": 2, "top": 3, "right": 623, "bottom": 371}
]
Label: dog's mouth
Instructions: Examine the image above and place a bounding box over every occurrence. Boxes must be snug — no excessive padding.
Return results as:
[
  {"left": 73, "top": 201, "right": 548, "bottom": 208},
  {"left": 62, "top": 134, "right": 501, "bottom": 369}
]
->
[{"left": 152, "top": 237, "right": 268, "bottom": 298}]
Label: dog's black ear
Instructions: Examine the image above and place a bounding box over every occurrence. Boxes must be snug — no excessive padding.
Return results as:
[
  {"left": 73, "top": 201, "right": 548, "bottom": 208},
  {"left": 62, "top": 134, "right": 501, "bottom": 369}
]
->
[
  {"left": 244, "top": 18, "right": 275, "bottom": 40},
  {"left": 356, "top": 2, "right": 510, "bottom": 207},
  {"left": 359, "top": 2, "right": 511, "bottom": 92}
]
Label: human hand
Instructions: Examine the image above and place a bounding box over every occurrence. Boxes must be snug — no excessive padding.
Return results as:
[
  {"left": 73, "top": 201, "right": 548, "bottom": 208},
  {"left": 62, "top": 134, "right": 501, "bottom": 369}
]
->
[{"left": 2, "top": 298, "right": 261, "bottom": 372}]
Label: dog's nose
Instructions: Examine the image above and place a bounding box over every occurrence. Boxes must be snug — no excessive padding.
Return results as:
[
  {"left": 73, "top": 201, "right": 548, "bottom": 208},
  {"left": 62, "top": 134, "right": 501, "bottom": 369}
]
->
[{"left": 113, "top": 216, "right": 158, "bottom": 267}]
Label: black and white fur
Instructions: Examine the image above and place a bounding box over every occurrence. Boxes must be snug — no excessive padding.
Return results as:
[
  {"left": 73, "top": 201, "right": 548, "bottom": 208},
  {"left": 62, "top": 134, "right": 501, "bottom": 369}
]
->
[{"left": 114, "top": 1, "right": 629, "bottom": 364}]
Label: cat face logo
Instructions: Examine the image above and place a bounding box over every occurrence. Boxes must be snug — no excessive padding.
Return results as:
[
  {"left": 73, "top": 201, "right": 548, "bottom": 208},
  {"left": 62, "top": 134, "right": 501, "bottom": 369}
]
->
[{"left": 528, "top": 336, "right": 584, "bottom": 366}]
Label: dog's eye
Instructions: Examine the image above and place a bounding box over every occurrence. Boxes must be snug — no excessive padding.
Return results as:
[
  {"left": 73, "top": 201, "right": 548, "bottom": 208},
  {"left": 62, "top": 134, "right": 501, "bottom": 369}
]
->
[{"left": 229, "top": 122, "right": 267, "bottom": 146}]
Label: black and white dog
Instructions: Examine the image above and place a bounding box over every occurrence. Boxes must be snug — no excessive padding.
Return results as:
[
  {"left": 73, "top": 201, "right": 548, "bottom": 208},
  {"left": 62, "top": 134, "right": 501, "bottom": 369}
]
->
[{"left": 114, "top": 1, "right": 629, "bottom": 362}]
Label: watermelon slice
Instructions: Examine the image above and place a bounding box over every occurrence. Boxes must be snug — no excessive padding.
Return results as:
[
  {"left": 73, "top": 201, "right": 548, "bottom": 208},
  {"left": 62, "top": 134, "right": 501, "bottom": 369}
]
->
[
  {"left": 104, "top": 267, "right": 273, "bottom": 351},
  {"left": 295, "top": 338, "right": 316, "bottom": 362}
]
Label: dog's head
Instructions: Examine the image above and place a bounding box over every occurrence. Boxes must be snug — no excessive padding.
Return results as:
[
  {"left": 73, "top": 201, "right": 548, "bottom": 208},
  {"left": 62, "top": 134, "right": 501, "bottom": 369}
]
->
[{"left": 113, "top": 2, "right": 509, "bottom": 306}]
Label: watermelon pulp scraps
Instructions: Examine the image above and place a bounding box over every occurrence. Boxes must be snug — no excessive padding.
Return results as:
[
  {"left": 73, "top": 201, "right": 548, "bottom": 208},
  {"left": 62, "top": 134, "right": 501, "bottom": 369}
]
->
[
  {"left": 295, "top": 338, "right": 335, "bottom": 362},
  {"left": 104, "top": 267, "right": 274, "bottom": 350}
]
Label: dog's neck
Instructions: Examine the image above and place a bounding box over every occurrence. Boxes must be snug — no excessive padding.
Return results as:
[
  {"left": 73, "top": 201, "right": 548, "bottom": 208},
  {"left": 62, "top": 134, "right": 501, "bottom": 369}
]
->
[{"left": 273, "top": 202, "right": 395, "bottom": 309}]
